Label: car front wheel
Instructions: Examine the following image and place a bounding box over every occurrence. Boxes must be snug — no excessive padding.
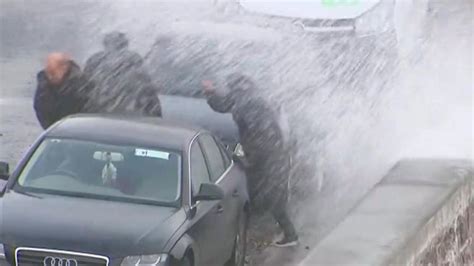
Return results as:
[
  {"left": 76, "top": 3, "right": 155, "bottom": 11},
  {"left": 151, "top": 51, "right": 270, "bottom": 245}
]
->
[{"left": 178, "top": 254, "right": 192, "bottom": 266}]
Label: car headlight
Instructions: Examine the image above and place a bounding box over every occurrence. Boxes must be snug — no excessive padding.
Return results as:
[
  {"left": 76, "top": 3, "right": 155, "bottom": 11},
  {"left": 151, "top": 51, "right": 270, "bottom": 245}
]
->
[
  {"left": 355, "top": 0, "right": 395, "bottom": 37},
  {"left": 121, "top": 254, "right": 168, "bottom": 266},
  {"left": 0, "top": 244, "right": 6, "bottom": 259}
]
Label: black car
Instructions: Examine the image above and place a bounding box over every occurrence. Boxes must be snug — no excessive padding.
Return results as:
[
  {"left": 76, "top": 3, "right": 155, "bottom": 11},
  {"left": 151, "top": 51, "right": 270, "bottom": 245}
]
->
[{"left": 0, "top": 114, "right": 249, "bottom": 266}]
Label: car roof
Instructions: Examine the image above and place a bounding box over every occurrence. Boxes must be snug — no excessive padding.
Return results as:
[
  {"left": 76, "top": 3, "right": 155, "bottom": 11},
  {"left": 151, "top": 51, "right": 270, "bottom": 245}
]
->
[{"left": 46, "top": 114, "right": 202, "bottom": 151}]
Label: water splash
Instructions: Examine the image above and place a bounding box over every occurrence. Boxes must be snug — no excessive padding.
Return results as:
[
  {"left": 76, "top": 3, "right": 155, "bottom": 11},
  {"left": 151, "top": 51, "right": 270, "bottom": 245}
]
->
[{"left": 0, "top": 0, "right": 472, "bottom": 264}]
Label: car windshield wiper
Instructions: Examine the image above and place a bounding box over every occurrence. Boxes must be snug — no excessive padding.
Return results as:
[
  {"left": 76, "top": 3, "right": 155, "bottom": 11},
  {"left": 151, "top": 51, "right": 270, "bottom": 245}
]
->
[{"left": 12, "top": 189, "right": 43, "bottom": 199}]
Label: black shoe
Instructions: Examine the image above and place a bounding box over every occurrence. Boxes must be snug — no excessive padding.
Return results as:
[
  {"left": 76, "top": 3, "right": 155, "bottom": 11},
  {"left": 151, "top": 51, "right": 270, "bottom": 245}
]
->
[{"left": 273, "top": 236, "right": 299, "bottom": 247}]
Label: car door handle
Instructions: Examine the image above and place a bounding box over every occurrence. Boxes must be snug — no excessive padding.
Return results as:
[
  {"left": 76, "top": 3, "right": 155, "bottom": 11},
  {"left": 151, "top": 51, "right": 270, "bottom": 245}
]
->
[
  {"left": 232, "top": 189, "right": 239, "bottom": 197},
  {"left": 216, "top": 205, "right": 224, "bottom": 214}
]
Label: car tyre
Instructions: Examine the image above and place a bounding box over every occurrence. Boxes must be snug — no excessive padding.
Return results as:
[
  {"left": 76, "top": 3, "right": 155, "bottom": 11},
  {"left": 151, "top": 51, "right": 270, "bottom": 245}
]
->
[
  {"left": 227, "top": 210, "right": 248, "bottom": 266},
  {"left": 179, "top": 254, "right": 193, "bottom": 266}
]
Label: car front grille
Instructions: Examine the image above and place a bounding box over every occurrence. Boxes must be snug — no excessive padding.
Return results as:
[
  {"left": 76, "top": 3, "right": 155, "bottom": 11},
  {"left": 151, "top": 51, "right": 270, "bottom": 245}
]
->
[{"left": 15, "top": 248, "right": 108, "bottom": 266}]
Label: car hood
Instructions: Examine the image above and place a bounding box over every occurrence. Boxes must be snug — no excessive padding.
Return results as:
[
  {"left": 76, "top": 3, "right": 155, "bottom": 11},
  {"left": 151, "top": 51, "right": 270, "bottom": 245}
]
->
[
  {"left": 0, "top": 191, "right": 186, "bottom": 258},
  {"left": 161, "top": 95, "right": 239, "bottom": 145},
  {"left": 239, "top": 0, "right": 380, "bottom": 20}
]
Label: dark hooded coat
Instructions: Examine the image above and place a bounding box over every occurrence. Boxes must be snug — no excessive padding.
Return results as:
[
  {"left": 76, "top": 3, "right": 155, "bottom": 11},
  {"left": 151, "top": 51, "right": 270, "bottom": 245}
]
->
[
  {"left": 83, "top": 32, "right": 161, "bottom": 116},
  {"left": 206, "top": 74, "right": 290, "bottom": 210}
]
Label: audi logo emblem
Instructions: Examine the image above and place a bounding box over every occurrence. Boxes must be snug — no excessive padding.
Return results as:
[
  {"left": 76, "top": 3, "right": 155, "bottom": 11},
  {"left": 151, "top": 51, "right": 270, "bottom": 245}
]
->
[{"left": 43, "top": 256, "right": 78, "bottom": 266}]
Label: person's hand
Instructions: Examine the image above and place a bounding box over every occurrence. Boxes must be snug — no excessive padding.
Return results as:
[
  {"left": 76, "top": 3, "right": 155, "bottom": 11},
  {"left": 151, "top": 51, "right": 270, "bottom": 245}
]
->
[
  {"left": 45, "top": 52, "right": 72, "bottom": 86},
  {"left": 202, "top": 80, "right": 216, "bottom": 95}
]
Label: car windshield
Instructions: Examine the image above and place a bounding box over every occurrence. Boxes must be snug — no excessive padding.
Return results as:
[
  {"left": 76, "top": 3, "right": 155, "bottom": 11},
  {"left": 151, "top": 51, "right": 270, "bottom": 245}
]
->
[{"left": 14, "top": 138, "right": 182, "bottom": 206}]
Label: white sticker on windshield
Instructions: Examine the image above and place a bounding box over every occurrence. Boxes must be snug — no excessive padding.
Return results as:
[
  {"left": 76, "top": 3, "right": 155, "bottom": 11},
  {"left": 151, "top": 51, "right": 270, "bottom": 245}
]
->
[{"left": 135, "top": 149, "right": 170, "bottom": 160}]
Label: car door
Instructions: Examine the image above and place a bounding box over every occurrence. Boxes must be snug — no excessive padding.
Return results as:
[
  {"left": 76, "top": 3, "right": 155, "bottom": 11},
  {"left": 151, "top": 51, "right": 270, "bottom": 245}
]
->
[
  {"left": 215, "top": 137, "right": 246, "bottom": 244},
  {"left": 198, "top": 134, "right": 237, "bottom": 262},
  {"left": 214, "top": 136, "right": 242, "bottom": 222},
  {"left": 186, "top": 140, "right": 222, "bottom": 266}
]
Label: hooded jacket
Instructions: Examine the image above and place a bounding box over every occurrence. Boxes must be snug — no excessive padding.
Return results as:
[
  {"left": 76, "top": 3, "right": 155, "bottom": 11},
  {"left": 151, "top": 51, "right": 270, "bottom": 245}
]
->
[
  {"left": 83, "top": 43, "right": 161, "bottom": 116},
  {"left": 206, "top": 75, "right": 290, "bottom": 207}
]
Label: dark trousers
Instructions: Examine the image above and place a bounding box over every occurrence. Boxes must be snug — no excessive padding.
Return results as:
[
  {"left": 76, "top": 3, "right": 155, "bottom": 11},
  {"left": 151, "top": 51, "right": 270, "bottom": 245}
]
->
[
  {"left": 247, "top": 165, "right": 298, "bottom": 239},
  {"left": 271, "top": 201, "right": 298, "bottom": 239}
]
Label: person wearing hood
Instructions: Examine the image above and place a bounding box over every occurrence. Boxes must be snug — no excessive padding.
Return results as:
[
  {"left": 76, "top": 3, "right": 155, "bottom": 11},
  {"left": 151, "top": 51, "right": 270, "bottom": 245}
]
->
[
  {"left": 84, "top": 31, "right": 143, "bottom": 80},
  {"left": 202, "top": 74, "right": 299, "bottom": 247},
  {"left": 34, "top": 53, "right": 94, "bottom": 129},
  {"left": 83, "top": 31, "right": 161, "bottom": 116}
]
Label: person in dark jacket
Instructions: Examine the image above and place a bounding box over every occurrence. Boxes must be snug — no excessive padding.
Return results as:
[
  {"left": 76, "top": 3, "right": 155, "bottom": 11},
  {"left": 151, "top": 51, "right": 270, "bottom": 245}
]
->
[
  {"left": 83, "top": 67, "right": 162, "bottom": 117},
  {"left": 84, "top": 31, "right": 143, "bottom": 81},
  {"left": 83, "top": 31, "right": 161, "bottom": 116},
  {"left": 34, "top": 53, "right": 93, "bottom": 129},
  {"left": 202, "top": 74, "right": 299, "bottom": 247}
]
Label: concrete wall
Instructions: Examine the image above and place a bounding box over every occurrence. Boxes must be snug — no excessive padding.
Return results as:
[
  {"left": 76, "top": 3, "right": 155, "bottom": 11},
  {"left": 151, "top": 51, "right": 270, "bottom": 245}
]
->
[{"left": 300, "top": 159, "right": 473, "bottom": 266}]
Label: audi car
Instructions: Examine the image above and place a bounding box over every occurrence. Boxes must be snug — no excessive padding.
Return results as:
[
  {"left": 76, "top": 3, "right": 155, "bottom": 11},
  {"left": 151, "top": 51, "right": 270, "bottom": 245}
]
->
[{"left": 0, "top": 114, "right": 249, "bottom": 266}]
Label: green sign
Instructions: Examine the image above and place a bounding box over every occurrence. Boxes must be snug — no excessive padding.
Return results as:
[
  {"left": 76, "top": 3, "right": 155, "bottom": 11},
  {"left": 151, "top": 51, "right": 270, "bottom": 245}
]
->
[{"left": 322, "top": 0, "right": 360, "bottom": 7}]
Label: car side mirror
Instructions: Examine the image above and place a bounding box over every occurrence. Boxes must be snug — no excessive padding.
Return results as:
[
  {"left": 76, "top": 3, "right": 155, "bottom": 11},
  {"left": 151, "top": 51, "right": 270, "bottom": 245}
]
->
[
  {"left": 0, "top": 161, "right": 9, "bottom": 181},
  {"left": 193, "top": 183, "right": 224, "bottom": 201}
]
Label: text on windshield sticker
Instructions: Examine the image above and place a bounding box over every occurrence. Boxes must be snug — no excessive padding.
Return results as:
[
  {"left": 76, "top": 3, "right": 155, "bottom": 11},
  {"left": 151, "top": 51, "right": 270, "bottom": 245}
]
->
[{"left": 135, "top": 149, "right": 170, "bottom": 160}]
